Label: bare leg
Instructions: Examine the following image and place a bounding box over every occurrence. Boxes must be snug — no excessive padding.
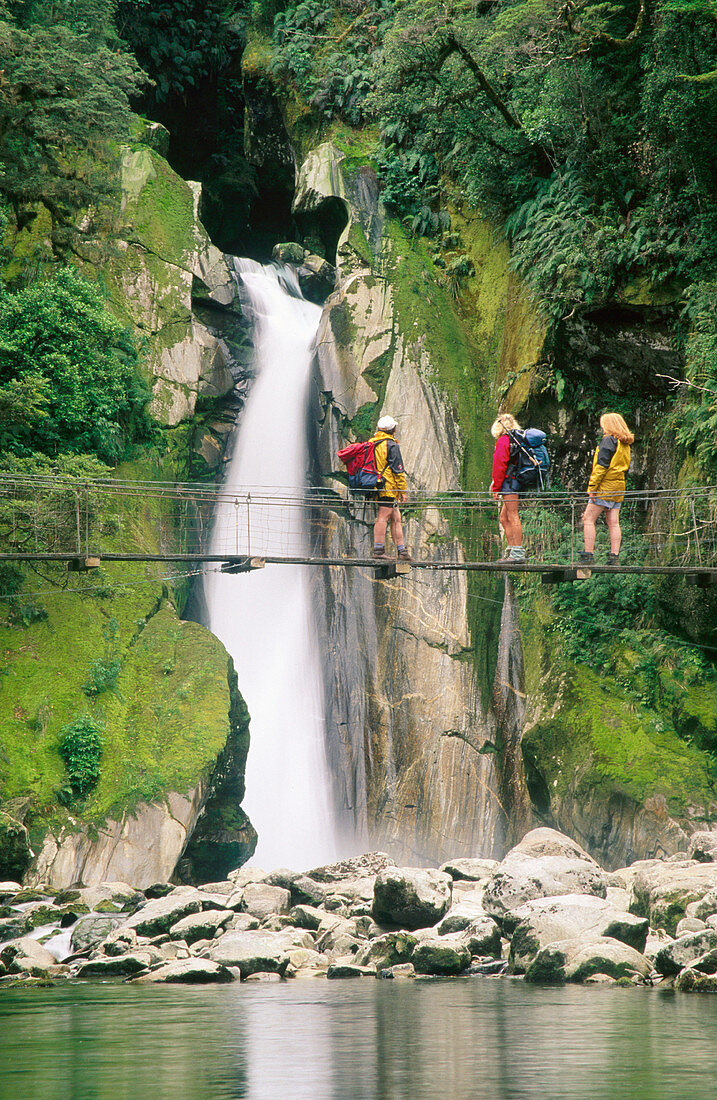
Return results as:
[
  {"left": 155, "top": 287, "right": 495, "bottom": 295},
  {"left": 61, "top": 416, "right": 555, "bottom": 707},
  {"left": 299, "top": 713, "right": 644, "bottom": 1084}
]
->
[
  {"left": 374, "top": 504, "right": 393, "bottom": 546},
  {"left": 388, "top": 506, "right": 404, "bottom": 549},
  {"left": 499, "top": 495, "right": 522, "bottom": 546},
  {"left": 582, "top": 502, "right": 605, "bottom": 552},
  {"left": 604, "top": 507, "right": 622, "bottom": 554}
]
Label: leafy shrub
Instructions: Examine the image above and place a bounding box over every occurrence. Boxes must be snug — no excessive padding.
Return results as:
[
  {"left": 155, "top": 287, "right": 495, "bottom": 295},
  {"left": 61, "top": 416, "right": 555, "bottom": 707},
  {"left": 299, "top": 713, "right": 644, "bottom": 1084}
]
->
[
  {"left": 0, "top": 0, "right": 144, "bottom": 245},
  {"left": 671, "top": 280, "right": 717, "bottom": 473},
  {"left": 0, "top": 267, "right": 154, "bottom": 464},
  {"left": 83, "top": 617, "right": 121, "bottom": 695},
  {"left": 83, "top": 658, "right": 121, "bottom": 697},
  {"left": 58, "top": 716, "right": 104, "bottom": 799}
]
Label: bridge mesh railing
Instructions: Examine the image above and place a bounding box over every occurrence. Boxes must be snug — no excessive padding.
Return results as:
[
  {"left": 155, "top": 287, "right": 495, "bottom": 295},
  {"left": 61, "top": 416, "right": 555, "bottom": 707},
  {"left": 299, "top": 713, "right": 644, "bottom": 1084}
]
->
[{"left": 0, "top": 475, "right": 716, "bottom": 568}]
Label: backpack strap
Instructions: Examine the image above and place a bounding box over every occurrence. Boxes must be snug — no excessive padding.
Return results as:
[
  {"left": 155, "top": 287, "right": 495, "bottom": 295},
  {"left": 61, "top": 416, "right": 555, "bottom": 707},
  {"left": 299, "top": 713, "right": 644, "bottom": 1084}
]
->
[{"left": 508, "top": 430, "right": 539, "bottom": 468}]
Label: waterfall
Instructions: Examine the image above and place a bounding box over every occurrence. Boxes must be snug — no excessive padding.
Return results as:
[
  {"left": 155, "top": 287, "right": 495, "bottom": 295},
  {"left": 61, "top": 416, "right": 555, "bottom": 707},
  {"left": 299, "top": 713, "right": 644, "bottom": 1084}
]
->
[{"left": 204, "top": 258, "right": 339, "bottom": 871}]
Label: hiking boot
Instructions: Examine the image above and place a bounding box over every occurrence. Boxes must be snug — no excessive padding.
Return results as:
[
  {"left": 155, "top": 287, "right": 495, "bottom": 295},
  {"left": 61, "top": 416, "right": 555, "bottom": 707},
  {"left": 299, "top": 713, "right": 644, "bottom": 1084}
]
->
[
  {"left": 397, "top": 548, "right": 412, "bottom": 562},
  {"left": 372, "top": 547, "right": 392, "bottom": 560},
  {"left": 578, "top": 551, "right": 594, "bottom": 564},
  {"left": 606, "top": 552, "right": 620, "bottom": 566}
]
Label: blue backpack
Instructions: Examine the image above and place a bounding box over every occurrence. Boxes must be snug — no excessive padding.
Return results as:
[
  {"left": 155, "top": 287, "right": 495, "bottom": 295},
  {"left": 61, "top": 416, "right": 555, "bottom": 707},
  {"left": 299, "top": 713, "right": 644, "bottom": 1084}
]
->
[{"left": 508, "top": 428, "right": 550, "bottom": 490}]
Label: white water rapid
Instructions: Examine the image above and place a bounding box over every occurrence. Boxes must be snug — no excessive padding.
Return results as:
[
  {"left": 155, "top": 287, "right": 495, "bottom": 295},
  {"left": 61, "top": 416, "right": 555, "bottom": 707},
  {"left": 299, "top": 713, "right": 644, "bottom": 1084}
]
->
[{"left": 204, "top": 259, "right": 339, "bottom": 871}]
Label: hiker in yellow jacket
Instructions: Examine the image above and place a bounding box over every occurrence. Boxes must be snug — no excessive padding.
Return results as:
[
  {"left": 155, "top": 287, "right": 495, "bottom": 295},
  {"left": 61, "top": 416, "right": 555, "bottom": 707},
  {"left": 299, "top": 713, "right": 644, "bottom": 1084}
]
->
[
  {"left": 579, "top": 412, "right": 634, "bottom": 566},
  {"left": 371, "top": 415, "right": 410, "bottom": 561}
]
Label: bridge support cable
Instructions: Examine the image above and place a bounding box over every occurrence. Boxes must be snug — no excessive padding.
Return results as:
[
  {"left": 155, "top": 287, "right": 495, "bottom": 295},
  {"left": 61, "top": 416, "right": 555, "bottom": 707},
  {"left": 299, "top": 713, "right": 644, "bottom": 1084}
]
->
[{"left": 0, "top": 475, "right": 716, "bottom": 577}]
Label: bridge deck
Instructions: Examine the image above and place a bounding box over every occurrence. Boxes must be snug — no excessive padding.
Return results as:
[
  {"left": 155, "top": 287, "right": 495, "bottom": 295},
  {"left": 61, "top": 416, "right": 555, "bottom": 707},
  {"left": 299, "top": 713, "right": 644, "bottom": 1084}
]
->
[{"left": 0, "top": 551, "right": 715, "bottom": 577}]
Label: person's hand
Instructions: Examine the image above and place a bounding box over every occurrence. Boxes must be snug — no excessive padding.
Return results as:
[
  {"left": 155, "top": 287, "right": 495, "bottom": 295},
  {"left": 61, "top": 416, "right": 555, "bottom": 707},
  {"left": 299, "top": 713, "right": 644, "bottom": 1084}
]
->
[
  {"left": 491, "top": 490, "right": 499, "bottom": 500},
  {"left": 398, "top": 492, "right": 407, "bottom": 504}
]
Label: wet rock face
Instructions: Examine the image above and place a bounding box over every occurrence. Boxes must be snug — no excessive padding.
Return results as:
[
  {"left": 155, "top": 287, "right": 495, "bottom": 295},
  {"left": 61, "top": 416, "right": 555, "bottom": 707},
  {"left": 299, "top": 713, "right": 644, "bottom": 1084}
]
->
[{"left": 558, "top": 306, "right": 682, "bottom": 397}]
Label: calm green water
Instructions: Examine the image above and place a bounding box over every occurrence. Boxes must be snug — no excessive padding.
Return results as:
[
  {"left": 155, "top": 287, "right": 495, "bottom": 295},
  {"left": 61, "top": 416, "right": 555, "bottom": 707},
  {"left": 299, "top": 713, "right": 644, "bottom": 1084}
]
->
[{"left": 1, "top": 978, "right": 716, "bottom": 1100}]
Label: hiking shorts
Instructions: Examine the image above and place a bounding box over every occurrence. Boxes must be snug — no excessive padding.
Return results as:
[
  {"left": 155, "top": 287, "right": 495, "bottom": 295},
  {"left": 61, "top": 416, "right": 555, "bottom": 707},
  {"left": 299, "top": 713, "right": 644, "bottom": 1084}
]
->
[
  {"left": 499, "top": 478, "right": 535, "bottom": 497},
  {"left": 377, "top": 496, "right": 400, "bottom": 508},
  {"left": 592, "top": 498, "right": 621, "bottom": 510}
]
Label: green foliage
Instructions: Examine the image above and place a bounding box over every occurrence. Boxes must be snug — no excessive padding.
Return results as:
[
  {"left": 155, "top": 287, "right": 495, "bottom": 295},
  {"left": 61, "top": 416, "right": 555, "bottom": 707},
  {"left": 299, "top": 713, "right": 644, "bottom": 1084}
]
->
[
  {"left": 83, "top": 617, "right": 121, "bottom": 696},
  {"left": 58, "top": 715, "right": 104, "bottom": 800},
  {"left": 117, "top": 0, "right": 245, "bottom": 104},
  {"left": 371, "top": 0, "right": 717, "bottom": 314},
  {"left": 0, "top": 267, "right": 154, "bottom": 464},
  {"left": 271, "top": 0, "right": 394, "bottom": 125},
  {"left": 671, "top": 281, "right": 717, "bottom": 473},
  {"left": 0, "top": 0, "right": 145, "bottom": 250}
]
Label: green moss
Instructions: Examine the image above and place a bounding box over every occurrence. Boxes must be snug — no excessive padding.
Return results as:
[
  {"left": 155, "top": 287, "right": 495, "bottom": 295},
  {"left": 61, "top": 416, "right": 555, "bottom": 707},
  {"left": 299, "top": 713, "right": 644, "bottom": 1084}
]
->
[
  {"left": 120, "top": 148, "right": 196, "bottom": 267},
  {"left": 344, "top": 220, "right": 374, "bottom": 267},
  {"left": 523, "top": 661, "right": 716, "bottom": 817},
  {"left": 346, "top": 401, "right": 378, "bottom": 440},
  {"left": 383, "top": 216, "right": 506, "bottom": 694}
]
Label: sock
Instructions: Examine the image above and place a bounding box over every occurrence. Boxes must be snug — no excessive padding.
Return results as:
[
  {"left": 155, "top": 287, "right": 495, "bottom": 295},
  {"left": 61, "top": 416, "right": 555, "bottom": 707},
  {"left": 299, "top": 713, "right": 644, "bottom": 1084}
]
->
[
  {"left": 397, "top": 544, "right": 406, "bottom": 553},
  {"left": 374, "top": 543, "right": 385, "bottom": 551}
]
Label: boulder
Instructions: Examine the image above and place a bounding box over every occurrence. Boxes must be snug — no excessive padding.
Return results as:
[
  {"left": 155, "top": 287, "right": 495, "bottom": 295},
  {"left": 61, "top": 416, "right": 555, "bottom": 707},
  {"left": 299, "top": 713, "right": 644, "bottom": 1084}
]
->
[
  {"left": 272, "top": 242, "right": 306, "bottom": 266},
  {"left": 654, "top": 929, "right": 717, "bottom": 976},
  {"left": 100, "top": 928, "right": 139, "bottom": 956},
  {"left": 327, "top": 962, "right": 375, "bottom": 978},
  {"left": 287, "top": 905, "right": 324, "bottom": 930},
  {"left": 71, "top": 915, "right": 122, "bottom": 953},
  {"left": 307, "top": 853, "right": 396, "bottom": 883},
  {"left": 525, "top": 937, "right": 651, "bottom": 984},
  {"left": 0, "top": 936, "right": 57, "bottom": 976},
  {"left": 314, "top": 927, "right": 360, "bottom": 959},
  {"left": 297, "top": 256, "right": 336, "bottom": 304},
  {"left": 372, "top": 868, "right": 452, "bottom": 930},
  {"left": 169, "top": 909, "right": 234, "bottom": 945},
  {"left": 136, "top": 958, "right": 235, "bottom": 984},
  {"left": 483, "top": 829, "right": 607, "bottom": 931},
  {"left": 380, "top": 963, "right": 416, "bottom": 979},
  {"left": 241, "top": 883, "right": 291, "bottom": 919},
  {"left": 688, "top": 831, "right": 717, "bottom": 863},
  {"left": 286, "top": 948, "right": 328, "bottom": 972},
  {"left": 76, "top": 952, "right": 154, "bottom": 978},
  {"left": 0, "top": 881, "right": 22, "bottom": 901},
  {"left": 674, "top": 967, "right": 717, "bottom": 992},
  {"left": 437, "top": 901, "right": 488, "bottom": 935},
  {"left": 461, "top": 917, "right": 503, "bottom": 959},
  {"left": 412, "top": 935, "right": 471, "bottom": 976},
  {"left": 290, "top": 876, "right": 330, "bottom": 907},
  {"left": 693, "top": 889, "right": 717, "bottom": 921},
  {"left": 676, "top": 917, "right": 707, "bottom": 936},
  {"left": 629, "top": 862, "right": 717, "bottom": 933},
  {"left": 355, "top": 932, "right": 418, "bottom": 970},
  {"left": 508, "top": 895, "right": 649, "bottom": 974},
  {"left": 79, "top": 883, "right": 139, "bottom": 910},
  {"left": 120, "top": 886, "right": 203, "bottom": 937},
  {"left": 0, "top": 914, "right": 33, "bottom": 943},
  {"left": 206, "top": 931, "right": 291, "bottom": 978},
  {"left": 439, "top": 858, "right": 498, "bottom": 882}
]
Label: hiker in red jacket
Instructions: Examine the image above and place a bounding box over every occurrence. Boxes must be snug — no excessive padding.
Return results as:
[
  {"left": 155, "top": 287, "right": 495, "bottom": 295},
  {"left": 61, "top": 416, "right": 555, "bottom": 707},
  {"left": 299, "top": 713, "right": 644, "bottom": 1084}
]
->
[{"left": 490, "top": 413, "right": 526, "bottom": 563}]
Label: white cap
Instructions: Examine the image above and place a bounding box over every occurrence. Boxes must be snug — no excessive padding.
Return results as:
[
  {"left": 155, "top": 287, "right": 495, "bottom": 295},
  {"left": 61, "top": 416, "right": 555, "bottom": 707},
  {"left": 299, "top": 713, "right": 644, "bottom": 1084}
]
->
[{"left": 377, "top": 415, "right": 397, "bottom": 432}]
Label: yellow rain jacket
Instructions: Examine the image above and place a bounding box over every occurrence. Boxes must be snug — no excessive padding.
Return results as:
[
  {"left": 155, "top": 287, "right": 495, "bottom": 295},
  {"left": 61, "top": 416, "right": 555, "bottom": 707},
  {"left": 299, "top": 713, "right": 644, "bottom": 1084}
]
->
[
  {"left": 370, "top": 430, "right": 408, "bottom": 501},
  {"left": 588, "top": 435, "right": 631, "bottom": 502}
]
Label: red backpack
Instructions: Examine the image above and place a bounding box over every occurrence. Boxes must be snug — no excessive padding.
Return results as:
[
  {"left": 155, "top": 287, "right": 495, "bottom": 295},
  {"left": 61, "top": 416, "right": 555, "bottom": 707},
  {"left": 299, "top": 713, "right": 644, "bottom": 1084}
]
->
[{"left": 337, "top": 440, "right": 385, "bottom": 490}]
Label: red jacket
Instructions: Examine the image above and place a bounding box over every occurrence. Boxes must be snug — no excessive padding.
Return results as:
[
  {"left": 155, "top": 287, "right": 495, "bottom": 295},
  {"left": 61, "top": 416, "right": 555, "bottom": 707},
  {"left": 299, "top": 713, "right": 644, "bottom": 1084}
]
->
[{"left": 491, "top": 434, "right": 511, "bottom": 492}]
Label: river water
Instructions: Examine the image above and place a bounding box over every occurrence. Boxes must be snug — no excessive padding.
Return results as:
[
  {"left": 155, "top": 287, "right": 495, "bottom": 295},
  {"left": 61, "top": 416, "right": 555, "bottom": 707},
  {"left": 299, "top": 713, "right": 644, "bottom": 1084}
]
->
[{"left": 2, "top": 979, "right": 716, "bottom": 1099}]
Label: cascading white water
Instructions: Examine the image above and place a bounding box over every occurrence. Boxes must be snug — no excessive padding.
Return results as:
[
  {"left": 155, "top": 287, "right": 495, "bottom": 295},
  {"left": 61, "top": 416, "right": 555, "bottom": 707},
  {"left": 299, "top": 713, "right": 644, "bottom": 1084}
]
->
[{"left": 204, "top": 259, "right": 339, "bottom": 871}]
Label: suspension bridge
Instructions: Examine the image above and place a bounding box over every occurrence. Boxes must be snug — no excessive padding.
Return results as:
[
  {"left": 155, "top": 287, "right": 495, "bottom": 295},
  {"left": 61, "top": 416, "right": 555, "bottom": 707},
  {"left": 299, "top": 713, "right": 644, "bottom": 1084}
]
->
[{"left": 1, "top": 474, "right": 716, "bottom": 584}]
